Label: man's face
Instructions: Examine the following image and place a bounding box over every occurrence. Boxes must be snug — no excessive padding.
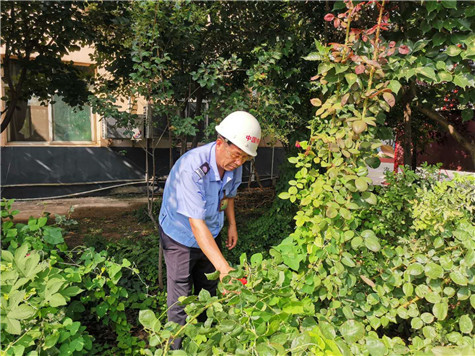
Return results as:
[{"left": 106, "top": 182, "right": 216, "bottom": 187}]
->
[{"left": 216, "top": 138, "right": 253, "bottom": 171}]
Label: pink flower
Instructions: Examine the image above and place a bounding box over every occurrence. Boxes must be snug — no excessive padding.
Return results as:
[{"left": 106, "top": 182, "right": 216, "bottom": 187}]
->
[
  {"left": 295, "top": 141, "right": 301, "bottom": 148},
  {"left": 398, "top": 45, "right": 410, "bottom": 55},
  {"left": 324, "top": 13, "right": 335, "bottom": 21}
]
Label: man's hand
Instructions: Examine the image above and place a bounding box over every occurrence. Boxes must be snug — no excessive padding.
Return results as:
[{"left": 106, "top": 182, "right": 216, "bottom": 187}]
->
[{"left": 226, "top": 224, "right": 238, "bottom": 250}]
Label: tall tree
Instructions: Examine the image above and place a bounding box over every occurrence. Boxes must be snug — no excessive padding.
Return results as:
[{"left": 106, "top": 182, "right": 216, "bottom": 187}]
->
[
  {"left": 384, "top": 1, "right": 475, "bottom": 167},
  {"left": 1, "top": 1, "right": 94, "bottom": 133}
]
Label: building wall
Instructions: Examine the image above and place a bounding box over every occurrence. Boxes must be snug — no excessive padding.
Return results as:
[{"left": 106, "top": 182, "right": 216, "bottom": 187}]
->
[{"left": 1, "top": 146, "right": 285, "bottom": 199}]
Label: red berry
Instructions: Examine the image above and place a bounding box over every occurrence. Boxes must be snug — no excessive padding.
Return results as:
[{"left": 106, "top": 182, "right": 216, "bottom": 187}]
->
[{"left": 238, "top": 278, "right": 248, "bottom": 285}]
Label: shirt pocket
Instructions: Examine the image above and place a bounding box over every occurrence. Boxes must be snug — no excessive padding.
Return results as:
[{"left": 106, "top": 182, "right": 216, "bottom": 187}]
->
[{"left": 204, "top": 183, "right": 220, "bottom": 218}]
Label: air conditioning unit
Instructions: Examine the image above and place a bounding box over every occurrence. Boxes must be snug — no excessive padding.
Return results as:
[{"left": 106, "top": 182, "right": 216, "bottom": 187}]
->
[
  {"left": 102, "top": 115, "right": 145, "bottom": 140},
  {"left": 144, "top": 105, "right": 168, "bottom": 139}
]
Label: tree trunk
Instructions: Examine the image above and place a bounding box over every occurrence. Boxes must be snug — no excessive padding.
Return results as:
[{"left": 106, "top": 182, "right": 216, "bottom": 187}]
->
[
  {"left": 411, "top": 133, "right": 418, "bottom": 170},
  {"left": 403, "top": 101, "right": 412, "bottom": 166},
  {"left": 191, "top": 86, "right": 204, "bottom": 149},
  {"left": 416, "top": 106, "right": 475, "bottom": 169},
  {"left": 145, "top": 103, "right": 164, "bottom": 290}
]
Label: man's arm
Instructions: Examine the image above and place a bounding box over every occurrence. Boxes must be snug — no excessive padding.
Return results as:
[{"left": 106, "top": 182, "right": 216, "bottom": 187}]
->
[
  {"left": 225, "top": 197, "right": 238, "bottom": 250},
  {"left": 189, "top": 218, "right": 233, "bottom": 280}
]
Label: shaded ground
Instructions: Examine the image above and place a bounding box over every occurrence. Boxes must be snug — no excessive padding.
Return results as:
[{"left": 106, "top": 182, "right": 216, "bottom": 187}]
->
[{"left": 9, "top": 188, "right": 276, "bottom": 247}]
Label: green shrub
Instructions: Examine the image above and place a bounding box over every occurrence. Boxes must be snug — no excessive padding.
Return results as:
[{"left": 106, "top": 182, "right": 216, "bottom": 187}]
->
[
  {"left": 222, "top": 161, "right": 298, "bottom": 265},
  {"left": 138, "top": 169, "right": 475, "bottom": 355},
  {"left": 0, "top": 199, "right": 151, "bottom": 355}
]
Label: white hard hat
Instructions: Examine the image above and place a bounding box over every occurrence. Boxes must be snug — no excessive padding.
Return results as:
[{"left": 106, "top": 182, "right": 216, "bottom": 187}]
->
[{"left": 215, "top": 111, "right": 261, "bottom": 157}]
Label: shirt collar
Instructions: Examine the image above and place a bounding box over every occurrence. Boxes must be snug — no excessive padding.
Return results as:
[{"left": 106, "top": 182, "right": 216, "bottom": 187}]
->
[{"left": 209, "top": 142, "right": 221, "bottom": 182}]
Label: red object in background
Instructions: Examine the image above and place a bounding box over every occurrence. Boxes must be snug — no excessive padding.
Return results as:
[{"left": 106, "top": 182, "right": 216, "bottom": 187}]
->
[
  {"left": 238, "top": 278, "right": 248, "bottom": 285},
  {"left": 394, "top": 142, "right": 400, "bottom": 173}
]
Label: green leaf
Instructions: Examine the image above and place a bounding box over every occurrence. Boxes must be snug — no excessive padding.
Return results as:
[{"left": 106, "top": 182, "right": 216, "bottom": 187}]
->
[
  {"left": 366, "top": 336, "right": 387, "bottom": 356},
  {"left": 7, "top": 304, "right": 35, "bottom": 320},
  {"left": 433, "top": 302, "right": 448, "bottom": 320},
  {"left": 283, "top": 301, "right": 305, "bottom": 314},
  {"left": 43, "top": 226, "right": 64, "bottom": 245},
  {"left": 403, "top": 283, "right": 414, "bottom": 297},
  {"left": 426, "top": 1, "right": 440, "bottom": 14},
  {"left": 345, "top": 73, "right": 358, "bottom": 87},
  {"left": 432, "top": 33, "right": 447, "bottom": 47},
  {"left": 453, "top": 75, "right": 470, "bottom": 88},
  {"left": 251, "top": 253, "right": 263, "bottom": 267},
  {"left": 362, "top": 230, "right": 381, "bottom": 252},
  {"left": 459, "top": 315, "right": 473, "bottom": 334},
  {"left": 303, "top": 52, "right": 321, "bottom": 61},
  {"left": 44, "top": 332, "right": 60, "bottom": 349},
  {"left": 355, "top": 177, "right": 368, "bottom": 192},
  {"left": 5, "top": 317, "right": 21, "bottom": 335},
  {"left": 411, "top": 317, "right": 423, "bottom": 329},
  {"left": 462, "top": 109, "right": 474, "bottom": 122},
  {"left": 441, "top": 0, "right": 457, "bottom": 9},
  {"left": 205, "top": 270, "right": 220, "bottom": 281},
  {"left": 326, "top": 206, "right": 338, "bottom": 219},
  {"left": 421, "top": 313, "right": 434, "bottom": 324},
  {"left": 387, "top": 80, "right": 402, "bottom": 94},
  {"left": 407, "top": 263, "right": 424, "bottom": 276},
  {"left": 471, "top": 295, "right": 475, "bottom": 309},
  {"left": 425, "top": 263, "right": 444, "bottom": 279},
  {"left": 351, "top": 236, "right": 363, "bottom": 250},
  {"left": 38, "top": 216, "right": 48, "bottom": 227},
  {"left": 279, "top": 192, "right": 290, "bottom": 200},
  {"left": 339, "top": 207, "right": 352, "bottom": 220},
  {"left": 446, "top": 45, "right": 462, "bottom": 57},
  {"left": 438, "top": 71, "right": 453, "bottom": 82},
  {"left": 49, "top": 293, "right": 67, "bottom": 307},
  {"left": 450, "top": 271, "right": 468, "bottom": 285},
  {"left": 62, "top": 286, "right": 83, "bottom": 297},
  {"left": 340, "top": 320, "right": 365, "bottom": 343},
  {"left": 418, "top": 67, "right": 437, "bottom": 81},
  {"left": 139, "top": 309, "right": 158, "bottom": 329}
]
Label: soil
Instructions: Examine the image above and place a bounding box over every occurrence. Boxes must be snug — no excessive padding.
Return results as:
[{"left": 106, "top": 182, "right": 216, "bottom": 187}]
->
[{"left": 9, "top": 188, "right": 276, "bottom": 248}]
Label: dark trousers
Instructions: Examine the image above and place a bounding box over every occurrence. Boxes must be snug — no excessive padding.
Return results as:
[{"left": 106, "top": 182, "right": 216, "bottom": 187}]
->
[{"left": 159, "top": 226, "right": 218, "bottom": 350}]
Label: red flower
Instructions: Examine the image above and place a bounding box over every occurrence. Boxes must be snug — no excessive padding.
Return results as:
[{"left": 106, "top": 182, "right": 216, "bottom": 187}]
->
[
  {"left": 389, "top": 41, "right": 396, "bottom": 48},
  {"left": 398, "top": 45, "right": 410, "bottom": 55},
  {"left": 324, "top": 13, "right": 335, "bottom": 21},
  {"left": 295, "top": 141, "right": 301, "bottom": 148},
  {"left": 238, "top": 278, "right": 248, "bottom": 285}
]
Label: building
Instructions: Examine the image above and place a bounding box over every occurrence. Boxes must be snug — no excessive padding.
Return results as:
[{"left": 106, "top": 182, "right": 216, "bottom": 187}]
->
[{"left": 1, "top": 47, "right": 284, "bottom": 199}]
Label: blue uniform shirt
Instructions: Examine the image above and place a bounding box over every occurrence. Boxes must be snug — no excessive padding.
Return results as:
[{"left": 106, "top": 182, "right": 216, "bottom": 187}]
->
[{"left": 159, "top": 142, "right": 242, "bottom": 248}]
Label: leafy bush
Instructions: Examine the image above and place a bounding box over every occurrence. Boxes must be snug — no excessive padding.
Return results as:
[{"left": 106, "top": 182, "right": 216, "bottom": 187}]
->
[
  {"left": 137, "top": 168, "right": 475, "bottom": 355},
  {"left": 222, "top": 161, "right": 298, "bottom": 265},
  {"left": 0, "top": 199, "right": 152, "bottom": 355}
]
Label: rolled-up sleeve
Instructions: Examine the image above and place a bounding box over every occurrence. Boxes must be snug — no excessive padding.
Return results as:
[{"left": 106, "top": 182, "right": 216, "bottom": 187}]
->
[{"left": 176, "top": 170, "right": 206, "bottom": 220}]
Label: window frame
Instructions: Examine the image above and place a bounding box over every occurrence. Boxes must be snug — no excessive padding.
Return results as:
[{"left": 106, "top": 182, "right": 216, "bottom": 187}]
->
[{"left": 1, "top": 57, "right": 99, "bottom": 147}]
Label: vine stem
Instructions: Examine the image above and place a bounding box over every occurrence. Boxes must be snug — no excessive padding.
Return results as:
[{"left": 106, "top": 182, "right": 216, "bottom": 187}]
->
[{"left": 361, "top": 0, "right": 386, "bottom": 120}]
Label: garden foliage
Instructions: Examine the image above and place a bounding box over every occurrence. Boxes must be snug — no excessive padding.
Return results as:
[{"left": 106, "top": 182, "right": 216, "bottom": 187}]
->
[
  {"left": 0, "top": 200, "right": 154, "bottom": 355},
  {"left": 137, "top": 1, "right": 475, "bottom": 354}
]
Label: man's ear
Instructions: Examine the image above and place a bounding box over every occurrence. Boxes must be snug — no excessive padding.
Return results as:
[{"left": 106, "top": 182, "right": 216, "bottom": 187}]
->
[{"left": 216, "top": 137, "right": 225, "bottom": 148}]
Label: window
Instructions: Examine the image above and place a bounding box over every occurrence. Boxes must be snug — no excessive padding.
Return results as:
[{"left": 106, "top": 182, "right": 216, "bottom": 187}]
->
[{"left": 4, "top": 60, "right": 94, "bottom": 143}]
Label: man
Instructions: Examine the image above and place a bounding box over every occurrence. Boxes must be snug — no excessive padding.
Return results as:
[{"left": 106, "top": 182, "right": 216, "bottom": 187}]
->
[{"left": 158, "top": 111, "right": 261, "bottom": 349}]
